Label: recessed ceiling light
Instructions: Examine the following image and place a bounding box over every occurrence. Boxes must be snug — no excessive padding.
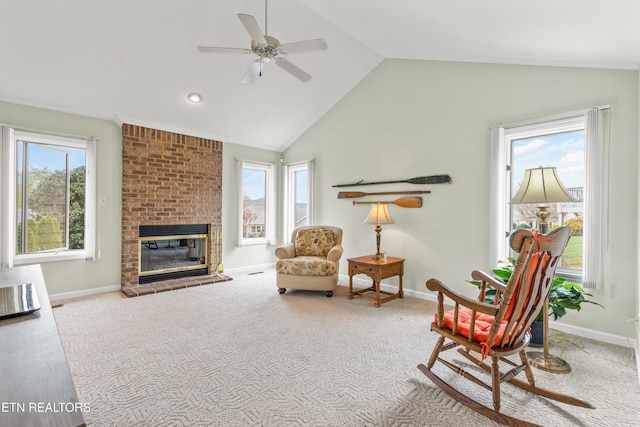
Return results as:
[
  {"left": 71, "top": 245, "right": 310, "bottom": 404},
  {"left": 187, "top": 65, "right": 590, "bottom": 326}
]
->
[{"left": 186, "top": 93, "right": 202, "bottom": 103}]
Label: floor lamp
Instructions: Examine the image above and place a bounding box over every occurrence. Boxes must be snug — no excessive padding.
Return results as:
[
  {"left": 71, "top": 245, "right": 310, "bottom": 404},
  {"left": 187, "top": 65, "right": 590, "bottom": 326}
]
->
[{"left": 510, "top": 166, "right": 576, "bottom": 373}]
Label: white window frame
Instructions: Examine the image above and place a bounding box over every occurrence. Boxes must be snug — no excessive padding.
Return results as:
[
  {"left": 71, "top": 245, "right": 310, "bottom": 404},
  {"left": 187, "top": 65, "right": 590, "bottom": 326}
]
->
[
  {"left": 490, "top": 110, "right": 608, "bottom": 287},
  {"left": 0, "top": 127, "right": 97, "bottom": 267},
  {"left": 236, "top": 160, "right": 275, "bottom": 247},
  {"left": 283, "top": 159, "right": 314, "bottom": 242}
]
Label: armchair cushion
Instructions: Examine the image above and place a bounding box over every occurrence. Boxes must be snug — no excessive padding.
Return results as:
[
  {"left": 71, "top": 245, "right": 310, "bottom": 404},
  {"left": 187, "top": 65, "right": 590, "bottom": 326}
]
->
[
  {"left": 276, "top": 256, "right": 336, "bottom": 276},
  {"left": 294, "top": 228, "right": 338, "bottom": 257}
]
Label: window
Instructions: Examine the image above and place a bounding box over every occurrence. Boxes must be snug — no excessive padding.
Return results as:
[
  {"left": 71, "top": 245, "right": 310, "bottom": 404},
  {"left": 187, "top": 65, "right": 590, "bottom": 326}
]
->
[
  {"left": 237, "top": 160, "right": 275, "bottom": 246},
  {"left": 283, "top": 160, "right": 314, "bottom": 241},
  {"left": 490, "top": 108, "right": 608, "bottom": 287},
  {"left": 1, "top": 128, "right": 97, "bottom": 266},
  {"left": 509, "top": 117, "right": 585, "bottom": 276}
]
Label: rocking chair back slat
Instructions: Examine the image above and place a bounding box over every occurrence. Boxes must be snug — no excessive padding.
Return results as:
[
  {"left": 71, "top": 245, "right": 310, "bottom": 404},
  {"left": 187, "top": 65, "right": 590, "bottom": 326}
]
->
[
  {"left": 500, "top": 251, "right": 551, "bottom": 349},
  {"left": 514, "top": 256, "right": 559, "bottom": 345},
  {"left": 484, "top": 227, "right": 571, "bottom": 352},
  {"left": 482, "top": 236, "right": 536, "bottom": 350},
  {"left": 489, "top": 248, "right": 534, "bottom": 349}
]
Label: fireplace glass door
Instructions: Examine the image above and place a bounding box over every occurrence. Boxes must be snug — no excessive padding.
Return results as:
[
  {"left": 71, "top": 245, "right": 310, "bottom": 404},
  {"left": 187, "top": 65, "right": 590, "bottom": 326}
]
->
[{"left": 139, "top": 234, "right": 207, "bottom": 277}]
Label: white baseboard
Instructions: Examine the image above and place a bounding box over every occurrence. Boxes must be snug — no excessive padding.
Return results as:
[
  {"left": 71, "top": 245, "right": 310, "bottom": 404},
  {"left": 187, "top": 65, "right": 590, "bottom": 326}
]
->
[
  {"left": 345, "top": 274, "right": 637, "bottom": 350},
  {"left": 548, "top": 321, "right": 637, "bottom": 349},
  {"left": 50, "top": 284, "right": 121, "bottom": 302}
]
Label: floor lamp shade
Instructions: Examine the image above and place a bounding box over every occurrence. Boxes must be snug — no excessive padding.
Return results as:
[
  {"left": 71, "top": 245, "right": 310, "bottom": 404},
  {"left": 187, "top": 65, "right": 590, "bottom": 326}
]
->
[
  {"left": 364, "top": 203, "right": 394, "bottom": 260},
  {"left": 510, "top": 166, "right": 576, "bottom": 235},
  {"left": 510, "top": 167, "right": 576, "bottom": 205}
]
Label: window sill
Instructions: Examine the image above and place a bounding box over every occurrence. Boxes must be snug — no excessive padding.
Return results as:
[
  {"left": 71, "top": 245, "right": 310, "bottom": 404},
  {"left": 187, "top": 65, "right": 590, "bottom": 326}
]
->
[
  {"left": 241, "top": 238, "right": 270, "bottom": 246},
  {"left": 13, "top": 250, "right": 88, "bottom": 265},
  {"left": 557, "top": 269, "right": 584, "bottom": 285}
]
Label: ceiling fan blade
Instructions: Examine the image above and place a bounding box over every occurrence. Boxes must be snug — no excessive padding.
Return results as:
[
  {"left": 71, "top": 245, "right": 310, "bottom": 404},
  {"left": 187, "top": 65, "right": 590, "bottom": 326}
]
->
[
  {"left": 275, "top": 58, "right": 312, "bottom": 83},
  {"left": 241, "top": 60, "right": 264, "bottom": 84},
  {"left": 237, "top": 14, "right": 267, "bottom": 45},
  {"left": 280, "top": 39, "right": 328, "bottom": 54},
  {"left": 197, "top": 46, "right": 252, "bottom": 54}
]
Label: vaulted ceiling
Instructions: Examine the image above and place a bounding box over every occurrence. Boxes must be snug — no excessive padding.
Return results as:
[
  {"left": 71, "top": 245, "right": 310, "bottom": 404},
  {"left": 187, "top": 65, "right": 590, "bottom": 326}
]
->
[{"left": 1, "top": 0, "right": 638, "bottom": 152}]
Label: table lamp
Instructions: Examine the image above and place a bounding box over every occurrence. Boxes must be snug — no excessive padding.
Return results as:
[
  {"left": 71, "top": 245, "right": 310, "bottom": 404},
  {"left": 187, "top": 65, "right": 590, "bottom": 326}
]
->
[
  {"left": 510, "top": 166, "right": 576, "bottom": 373},
  {"left": 364, "top": 203, "right": 394, "bottom": 261}
]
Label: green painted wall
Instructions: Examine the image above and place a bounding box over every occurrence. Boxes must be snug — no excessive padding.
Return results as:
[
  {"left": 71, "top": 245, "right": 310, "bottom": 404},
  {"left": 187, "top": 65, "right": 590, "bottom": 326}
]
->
[
  {"left": 285, "top": 59, "right": 639, "bottom": 340},
  {"left": 1, "top": 101, "right": 122, "bottom": 295}
]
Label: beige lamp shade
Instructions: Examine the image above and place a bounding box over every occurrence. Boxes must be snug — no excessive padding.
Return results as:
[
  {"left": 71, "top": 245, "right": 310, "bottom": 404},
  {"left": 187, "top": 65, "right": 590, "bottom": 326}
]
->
[
  {"left": 364, "top": 203, "right": 394, "bottom": 225},
  {"left": 510, "top": 167, "right": 576, "bottom": 204}
]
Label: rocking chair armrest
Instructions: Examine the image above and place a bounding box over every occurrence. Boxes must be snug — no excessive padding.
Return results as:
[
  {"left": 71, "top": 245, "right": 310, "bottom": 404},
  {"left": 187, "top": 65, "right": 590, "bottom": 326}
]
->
[
  {"left": 471, "top": 270, "right": 507, "bottom": 293},
  {"left": 426, "top": 278, "right": 500, "bottom": 316}
]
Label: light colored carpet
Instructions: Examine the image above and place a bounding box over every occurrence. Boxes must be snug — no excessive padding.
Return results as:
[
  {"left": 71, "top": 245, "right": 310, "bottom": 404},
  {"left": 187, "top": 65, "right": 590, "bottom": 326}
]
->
[{"left": 53, "top": 269, "right": 640, "bottom": 427}]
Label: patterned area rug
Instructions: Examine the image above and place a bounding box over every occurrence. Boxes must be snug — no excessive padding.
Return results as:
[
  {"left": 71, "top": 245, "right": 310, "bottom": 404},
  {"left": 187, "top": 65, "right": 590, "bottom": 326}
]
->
[{"left": 53, "top": 269, "right": 640, "bottom": 426}]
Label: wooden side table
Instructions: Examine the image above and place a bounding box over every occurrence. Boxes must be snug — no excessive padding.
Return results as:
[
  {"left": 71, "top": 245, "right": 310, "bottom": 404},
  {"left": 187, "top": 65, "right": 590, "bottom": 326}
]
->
[{"left": 348, "top": 255, "right": 405, "bottom": 307}]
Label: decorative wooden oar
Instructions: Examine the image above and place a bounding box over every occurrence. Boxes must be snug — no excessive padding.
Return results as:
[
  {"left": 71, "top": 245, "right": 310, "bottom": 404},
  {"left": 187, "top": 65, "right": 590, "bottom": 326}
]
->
[
  {"left": 338, "top": 190, "right": 430, "bottom": 199},
  {"left": 332, "top": 174, "right": 451, "bottom": 188},
  {"left": 352, "top": 197, "right": 423, "bottom": 208}
]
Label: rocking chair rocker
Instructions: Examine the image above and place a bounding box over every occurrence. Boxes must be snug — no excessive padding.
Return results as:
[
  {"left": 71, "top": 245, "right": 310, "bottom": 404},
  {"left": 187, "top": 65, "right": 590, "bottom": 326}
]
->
[{"left": 418, "top": 226, "right": 594, "bottom": 426}]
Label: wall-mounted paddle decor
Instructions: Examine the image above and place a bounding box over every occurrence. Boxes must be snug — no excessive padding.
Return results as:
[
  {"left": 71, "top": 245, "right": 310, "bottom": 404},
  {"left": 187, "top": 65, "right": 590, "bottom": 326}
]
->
[
  {"left": 352, "top": 197, "right": 423, "bottom": 208},
  {"left": 337, "top": 190, "right": 430, "bottom": 199},
  {"left": 332, "top": 174, "right": 451, "bottom": 188}
]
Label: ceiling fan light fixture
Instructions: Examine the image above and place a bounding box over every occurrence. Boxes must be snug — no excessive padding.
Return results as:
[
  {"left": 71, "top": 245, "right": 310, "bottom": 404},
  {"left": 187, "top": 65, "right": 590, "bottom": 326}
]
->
[
  {"left": 186, "top": 92, "right": 202, "bottom": 103},
  {"left": 197, "top": 5, "right": 327, "bottom": 84}
]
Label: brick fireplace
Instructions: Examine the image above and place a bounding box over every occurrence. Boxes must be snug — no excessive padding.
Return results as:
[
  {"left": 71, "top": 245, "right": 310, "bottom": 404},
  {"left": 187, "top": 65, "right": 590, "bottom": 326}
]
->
[{"left": 121, "top": 124, "right": 229, "bottom": 296}]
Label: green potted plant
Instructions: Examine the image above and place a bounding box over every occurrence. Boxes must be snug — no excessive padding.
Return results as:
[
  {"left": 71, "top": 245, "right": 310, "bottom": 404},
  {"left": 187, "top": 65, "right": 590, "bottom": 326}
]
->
[{"left": 469, "top": 259, "right": 603, "bottom": 346}]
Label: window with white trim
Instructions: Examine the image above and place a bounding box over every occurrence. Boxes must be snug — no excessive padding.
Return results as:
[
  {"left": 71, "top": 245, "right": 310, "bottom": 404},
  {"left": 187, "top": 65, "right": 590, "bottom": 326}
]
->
[
  {"left": 1, "top": 128, "right": 97, "bottom": 266},
  {"left": 237, "top": 160, "right": 275, "bottom": 246},
  {"left": 283, "top": 160, "right": 314, "bottom": 241},
  {"left": 490, "top": 109, "right": 608, "bottom": 287}
]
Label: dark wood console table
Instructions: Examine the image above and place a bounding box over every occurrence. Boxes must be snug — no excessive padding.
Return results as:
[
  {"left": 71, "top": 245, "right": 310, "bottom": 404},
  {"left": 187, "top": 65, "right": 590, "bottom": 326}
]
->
[
  {"left": 0, "top": 265, "right": 86, "bottom": 427},
  {"left": 348, "top": 256, "right": 405, "bottom": 307}
]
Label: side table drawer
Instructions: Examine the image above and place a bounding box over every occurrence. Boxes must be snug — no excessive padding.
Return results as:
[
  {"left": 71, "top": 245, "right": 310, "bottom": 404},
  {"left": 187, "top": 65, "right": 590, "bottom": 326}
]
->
[{"left": 350, "top": 263, "right": 380, "bottom": 281}]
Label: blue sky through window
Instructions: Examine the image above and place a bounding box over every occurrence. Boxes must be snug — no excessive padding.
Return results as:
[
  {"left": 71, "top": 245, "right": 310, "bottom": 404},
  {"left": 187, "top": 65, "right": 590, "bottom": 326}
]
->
[
  {"left": 18, "top": 141, "right": 85, "bottom": 171},
  {"left": 295, "top": 170, "right": 307, "bottom": 204},
  {"left": 243, "top": 168, "right": 266, "bottom": 201},
  {"left": 512, "top": 130, "right": 584, "bottom": 190}
]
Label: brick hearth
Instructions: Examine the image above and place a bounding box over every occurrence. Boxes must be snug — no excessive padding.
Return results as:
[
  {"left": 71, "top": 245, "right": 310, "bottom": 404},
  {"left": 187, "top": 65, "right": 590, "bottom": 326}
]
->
[
  {"left": 121, "top": 124, "right": 224, "bottom": 293},
  {"left": 121, "top": 274, "right": 233, "bottom": 297}
]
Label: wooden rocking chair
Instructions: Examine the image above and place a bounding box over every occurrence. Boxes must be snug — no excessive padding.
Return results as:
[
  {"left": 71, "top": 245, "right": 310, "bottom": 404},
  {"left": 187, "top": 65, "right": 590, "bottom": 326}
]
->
[{"left": 418, "top": 226, "right": 594, "bottom": 426}]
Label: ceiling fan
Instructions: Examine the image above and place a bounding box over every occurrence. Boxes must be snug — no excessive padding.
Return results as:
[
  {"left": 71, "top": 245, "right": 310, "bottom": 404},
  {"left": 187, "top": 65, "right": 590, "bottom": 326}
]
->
[{"left": 197, "top": 2, "right": 327, "bottom": 84}]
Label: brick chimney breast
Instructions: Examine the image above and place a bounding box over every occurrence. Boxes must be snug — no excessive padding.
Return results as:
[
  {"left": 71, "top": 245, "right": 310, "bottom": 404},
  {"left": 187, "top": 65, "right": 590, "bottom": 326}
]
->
[{"left": 121, "top": 124, "right": 223, "bottom": 289}]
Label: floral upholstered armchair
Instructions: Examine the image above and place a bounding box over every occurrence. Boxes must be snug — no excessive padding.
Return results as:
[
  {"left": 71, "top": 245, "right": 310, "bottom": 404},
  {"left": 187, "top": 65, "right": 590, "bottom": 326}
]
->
[{"left": 274, "top": 226, "right": 343, "bottom": 297}]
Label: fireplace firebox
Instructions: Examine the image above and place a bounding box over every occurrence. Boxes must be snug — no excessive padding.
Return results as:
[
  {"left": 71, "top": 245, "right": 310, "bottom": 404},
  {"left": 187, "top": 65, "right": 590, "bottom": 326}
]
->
[{"left": 138, "top": 224, "right": 209, "bottom": 284}]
